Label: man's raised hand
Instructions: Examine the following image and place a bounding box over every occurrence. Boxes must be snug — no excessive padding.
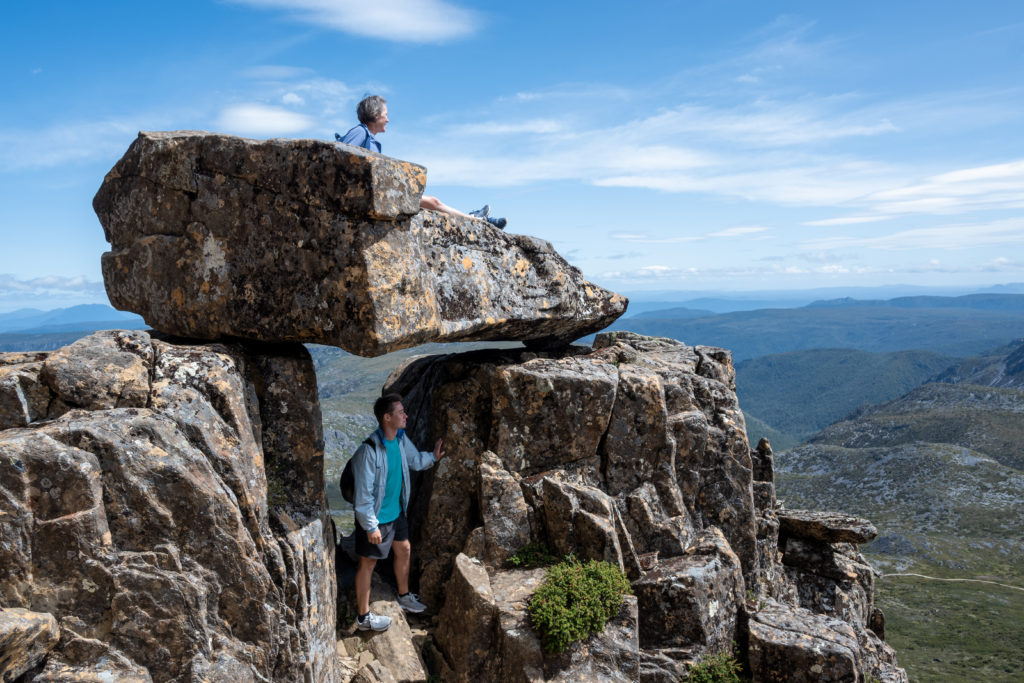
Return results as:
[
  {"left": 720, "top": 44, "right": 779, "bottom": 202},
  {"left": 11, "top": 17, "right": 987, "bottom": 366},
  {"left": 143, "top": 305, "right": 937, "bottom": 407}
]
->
[{"left": 434, "top": 438, "right": 446, "bottom": 461}]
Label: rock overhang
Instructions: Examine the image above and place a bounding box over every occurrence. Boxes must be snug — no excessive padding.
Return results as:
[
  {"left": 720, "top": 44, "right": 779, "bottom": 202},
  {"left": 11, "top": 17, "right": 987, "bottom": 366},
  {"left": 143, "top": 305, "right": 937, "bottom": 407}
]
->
[{"left": 95, "top": 131, "right": 626, "bottom": 356}]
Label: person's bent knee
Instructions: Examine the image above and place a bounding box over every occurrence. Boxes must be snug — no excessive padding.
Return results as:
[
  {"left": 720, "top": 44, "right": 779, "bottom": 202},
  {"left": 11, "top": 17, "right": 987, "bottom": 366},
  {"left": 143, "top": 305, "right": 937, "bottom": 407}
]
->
[
  {"left": 393, "top": 540, "right": 411, "bottom": 555},
  {"left": 420, "top": 195, "right": 442, "bottom": 211}
]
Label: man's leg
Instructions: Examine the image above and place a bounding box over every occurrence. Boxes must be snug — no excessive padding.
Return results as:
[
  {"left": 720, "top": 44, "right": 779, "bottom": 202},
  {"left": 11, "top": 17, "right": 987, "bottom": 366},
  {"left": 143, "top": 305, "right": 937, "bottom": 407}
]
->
[
  {"left": 392, "top": 539, "right": 411, "bottom": 595},
  {"left": 355, "top": 556, "right": 377, "bottom": 615},
  {"left": 420, "top": 195, "right": 475, "bottom": 220}
]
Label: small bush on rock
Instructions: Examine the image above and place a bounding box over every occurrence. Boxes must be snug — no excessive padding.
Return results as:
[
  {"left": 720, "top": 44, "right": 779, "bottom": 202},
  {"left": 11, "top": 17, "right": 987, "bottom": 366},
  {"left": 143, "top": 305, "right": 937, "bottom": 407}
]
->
[
  {"left": 687, "top": 650, "right": 744, "bottom": 683},
  {"left": 509, "top": 541, "right": 558, "bottom": 568},
  {"left": 527, "top": 558, "right": 631, "bottom": 654}
]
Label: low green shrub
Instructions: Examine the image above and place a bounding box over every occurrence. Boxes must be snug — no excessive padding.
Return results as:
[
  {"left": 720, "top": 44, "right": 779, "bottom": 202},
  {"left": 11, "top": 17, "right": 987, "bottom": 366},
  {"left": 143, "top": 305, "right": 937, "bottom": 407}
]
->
[
  {"left": 527, "top": 558, "right": 631, "bottom": 654},
  {"left": 687, "top": 650, "right": 743, "bottom": 683},
  {"left": 509, "top": 541, "right": 558, "bottom": 568}
]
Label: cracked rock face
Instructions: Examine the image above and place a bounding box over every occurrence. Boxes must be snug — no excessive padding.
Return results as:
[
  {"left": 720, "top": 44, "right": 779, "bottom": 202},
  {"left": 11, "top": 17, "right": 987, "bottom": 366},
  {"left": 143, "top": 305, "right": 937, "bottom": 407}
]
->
[
  {"left": 386, "top": 331, "right": 906, "bottom": 682},
  {"left": 94, "top": 131, "right": 625, "bottom": 356},
  {"left": 0, "top": 330, "right": 337, "bottom": 682}
]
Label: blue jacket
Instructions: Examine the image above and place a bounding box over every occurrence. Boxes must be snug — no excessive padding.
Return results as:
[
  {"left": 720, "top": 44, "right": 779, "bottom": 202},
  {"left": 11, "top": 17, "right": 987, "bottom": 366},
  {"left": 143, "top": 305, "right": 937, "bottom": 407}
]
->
[
  {"left": 336, "top": 124, "right": 381, "bottom": 153},
  {"left": 352, "top": 428, "right": 436, "bottom": 533}
]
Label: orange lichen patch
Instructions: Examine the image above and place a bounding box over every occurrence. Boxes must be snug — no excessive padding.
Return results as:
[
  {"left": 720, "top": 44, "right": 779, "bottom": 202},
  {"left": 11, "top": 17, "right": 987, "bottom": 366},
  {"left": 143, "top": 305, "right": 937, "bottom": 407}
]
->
[
  {"left": 462, "top": 256, "right": 474, "bottom": 270},
  {"left": 199, "top": 281, "right": 211, "bottom": 294},
  {"left": 514, "top": 259, "right": 529, "bottom": 277},
  {"left": 171, "top": 288, "right": 186, "bottom": 307}
]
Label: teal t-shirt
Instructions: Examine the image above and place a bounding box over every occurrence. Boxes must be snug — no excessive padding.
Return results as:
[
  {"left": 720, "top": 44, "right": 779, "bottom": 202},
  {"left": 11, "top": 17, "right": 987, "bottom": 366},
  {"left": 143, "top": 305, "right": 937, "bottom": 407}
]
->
[{"left": 378, "top": 437, "right": 403, "bottom": 524}]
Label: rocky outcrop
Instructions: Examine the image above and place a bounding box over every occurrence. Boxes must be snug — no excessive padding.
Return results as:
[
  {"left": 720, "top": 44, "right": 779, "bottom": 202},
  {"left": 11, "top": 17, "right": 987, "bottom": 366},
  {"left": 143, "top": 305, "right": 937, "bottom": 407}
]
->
[
  {"left": 0, "top": 608, "right": 59, "bottom": 681},
  {"left": 94, "top": 131, "right": 625, "bottom": 357},
  {"left": 384, "top": 330, "right": 905, "bottom": 681},
  {"left": 0, "top": 331, "right": 337, "bottom": 682}
]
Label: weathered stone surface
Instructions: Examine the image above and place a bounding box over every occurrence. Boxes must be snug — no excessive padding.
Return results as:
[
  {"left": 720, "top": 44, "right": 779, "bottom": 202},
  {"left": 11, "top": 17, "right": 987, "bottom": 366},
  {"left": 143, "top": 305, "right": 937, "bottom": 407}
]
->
[
  {"left": 478, "top": 451, "right": 531, "bottom": 567},
  {"left": 748, "top": 601, "right": 862, "bottom": 682},
  {"left": 30, "top": 627, "right": 153, "bottom": 682},
  {"left": 386, "top": 331, "right": 904, "bottom": 681},
  {"left": 778, "top": 509, "right": 879, "bottom": 544},
  {"left": 389, "top": 333, "right": 759, "bottom": 611},
  {"left": 0, "top": 607, "right": 59, "bottom": 681},
  {"left": 435, "top": 553, "right": 636, "bottom": 682},
  {"left": 364, "top": 575, "right": 428, "bottom": 683},
  {"left": 631, "top": 528, "right": 744, "bottom": 651},
  {"left": 95, "top": 131, "right": 625, "bottom": 356},
  {"left": 0, "top": 331, "right": 338, "bottom": 682}
]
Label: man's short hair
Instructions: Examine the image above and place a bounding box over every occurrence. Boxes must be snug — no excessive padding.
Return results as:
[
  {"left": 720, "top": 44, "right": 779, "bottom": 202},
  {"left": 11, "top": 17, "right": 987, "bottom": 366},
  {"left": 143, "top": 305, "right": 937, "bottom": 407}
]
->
[
  {"left": 374, "top": 393, "right": 403, "bottom": 425},
  {"left": 357, "top": 95, "right": 387, "bottom": 125}
]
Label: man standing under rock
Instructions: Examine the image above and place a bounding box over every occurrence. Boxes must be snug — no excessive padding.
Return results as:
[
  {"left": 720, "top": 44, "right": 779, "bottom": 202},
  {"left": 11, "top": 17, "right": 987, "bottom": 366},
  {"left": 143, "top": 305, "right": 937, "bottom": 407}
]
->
[
  {"left": 351, "top": 393, "right": 444, "bottom": 631},
  {"left": 337, "top": 95, "right": 508, "bottom": 229}
]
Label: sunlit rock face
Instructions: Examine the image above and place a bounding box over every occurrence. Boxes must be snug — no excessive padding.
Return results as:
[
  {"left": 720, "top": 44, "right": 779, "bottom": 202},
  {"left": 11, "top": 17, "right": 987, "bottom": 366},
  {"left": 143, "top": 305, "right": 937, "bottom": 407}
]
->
[
  {"left": 94, "top": 131, "right": 626, "bottom": 357},
  {"left": 385, "top": 331, "right": 906, "bottom": 682},
  {"left": 0, "top": 330, "right": 337, "bottom": 682}
]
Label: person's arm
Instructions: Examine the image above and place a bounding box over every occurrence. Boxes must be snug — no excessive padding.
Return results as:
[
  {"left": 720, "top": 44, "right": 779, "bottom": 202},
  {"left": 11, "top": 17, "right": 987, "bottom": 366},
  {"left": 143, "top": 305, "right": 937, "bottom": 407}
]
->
[
  {"left": 351, "top": 443, "right": 380, "bottom": 534},
  {"left": 404, "top": 434, "right": 444, "bottom": 471}
]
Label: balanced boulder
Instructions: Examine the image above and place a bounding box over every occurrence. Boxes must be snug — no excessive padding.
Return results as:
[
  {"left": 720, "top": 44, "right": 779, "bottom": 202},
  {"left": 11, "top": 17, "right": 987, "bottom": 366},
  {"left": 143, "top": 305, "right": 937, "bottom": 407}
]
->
[{"left": 95, "top": 131, "right": 626, "bottom": 356}]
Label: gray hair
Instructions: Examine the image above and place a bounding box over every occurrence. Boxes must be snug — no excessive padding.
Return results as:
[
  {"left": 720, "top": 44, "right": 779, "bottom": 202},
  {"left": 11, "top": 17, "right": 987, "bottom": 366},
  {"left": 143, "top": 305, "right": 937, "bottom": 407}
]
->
[{"left": 357, "top": 95, "right": 387, "bottom": 125}]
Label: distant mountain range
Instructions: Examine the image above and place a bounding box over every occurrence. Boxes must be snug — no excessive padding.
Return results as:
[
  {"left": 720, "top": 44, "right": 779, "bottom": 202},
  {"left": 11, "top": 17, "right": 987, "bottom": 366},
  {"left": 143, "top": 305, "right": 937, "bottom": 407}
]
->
[
  {"left": 610, "top": 293, "right": 1024, "bottom": 361},
  {"left": 0, "top": 304, "right": 144, "bottom": 334}
]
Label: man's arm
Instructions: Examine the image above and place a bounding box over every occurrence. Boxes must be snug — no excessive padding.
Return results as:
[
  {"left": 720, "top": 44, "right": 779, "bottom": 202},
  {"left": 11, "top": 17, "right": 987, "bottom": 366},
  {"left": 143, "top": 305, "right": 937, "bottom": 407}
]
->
[
  {"left": 404, "top": 434, "right": 444, "bottom": 471},
  {"left": 351, "top": 443, "right": 380, "bottom": 534}
]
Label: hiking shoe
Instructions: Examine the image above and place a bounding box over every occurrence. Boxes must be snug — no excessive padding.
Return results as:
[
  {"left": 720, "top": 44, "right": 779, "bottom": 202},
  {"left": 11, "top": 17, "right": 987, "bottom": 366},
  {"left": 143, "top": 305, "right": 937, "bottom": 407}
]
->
[
  {"left": 397, "top": 592, "right": 428, "bottom": 613},
  {"left": 487, "top": 216, "right": 507, "bottom": 229},
  {"left": 469, "top": 204, "right": 490, "bottom": 218},
  {"left": 356, "top": 611, "right": 391, "bottom": 632}
]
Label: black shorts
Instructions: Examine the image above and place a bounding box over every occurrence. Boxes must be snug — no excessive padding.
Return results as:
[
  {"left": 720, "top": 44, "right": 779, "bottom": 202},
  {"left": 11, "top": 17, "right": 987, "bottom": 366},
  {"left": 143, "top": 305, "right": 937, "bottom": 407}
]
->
[{"left": 355, "top": 512, "right": 409, "bottom": 560}]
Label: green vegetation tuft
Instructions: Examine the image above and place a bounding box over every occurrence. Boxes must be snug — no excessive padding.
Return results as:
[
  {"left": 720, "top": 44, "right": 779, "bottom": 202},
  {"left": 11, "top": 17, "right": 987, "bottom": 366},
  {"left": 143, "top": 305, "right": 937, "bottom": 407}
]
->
[
  {"left": 686, "top": 650, "right": 744, "bottom": 683},
  {"left": 509, "top": 541, "right": 558, "bottom": 568},
  {"left": 528, "top": 558, "right": 631, "bottom": 654}
]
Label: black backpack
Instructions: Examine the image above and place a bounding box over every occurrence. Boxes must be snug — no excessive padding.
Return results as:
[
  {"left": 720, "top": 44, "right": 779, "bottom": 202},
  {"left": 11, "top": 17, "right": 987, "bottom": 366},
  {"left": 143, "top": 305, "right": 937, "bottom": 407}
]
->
[{"left": 340, "top": 438, "right": 375, "bottom": 504}]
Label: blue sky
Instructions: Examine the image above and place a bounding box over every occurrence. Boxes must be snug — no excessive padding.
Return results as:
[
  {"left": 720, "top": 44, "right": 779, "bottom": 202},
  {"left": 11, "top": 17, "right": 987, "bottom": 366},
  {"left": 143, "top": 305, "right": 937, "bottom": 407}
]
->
[{"left": 2, "top": 1, "right": 1023, "bottom": 311}]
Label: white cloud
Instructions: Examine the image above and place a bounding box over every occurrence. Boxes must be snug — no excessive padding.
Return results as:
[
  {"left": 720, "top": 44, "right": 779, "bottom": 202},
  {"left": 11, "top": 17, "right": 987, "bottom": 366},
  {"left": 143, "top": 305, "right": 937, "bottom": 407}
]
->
[
  {"left": 217, "top": 104, "right": 314, "bottom": 136},
  {"left": 282, "top": 92, "right": 305, "bottom": 106},
  {"left": 804, "top": 215, "right": 894, "bottom": 226},
  {"left": 230, "top": 0, "right": 479, "bottom": 43},
  {"left": 0, "top": 275, "right": 109, "bottom": 312},
  {"left": 801, "top": 217, "right": 1024, "bottom": 252},
  {"left": 0, "top": 118, "right": 143, "bottom": 171},
  {"left": 708, "top": 226, "right": 769, "bottom": 237},
  {"left": 865, "top": 159, "right": 1024, "bottom": 215},
  {"left": 638, "top": 103, "right": 898, "bottom": 148}
]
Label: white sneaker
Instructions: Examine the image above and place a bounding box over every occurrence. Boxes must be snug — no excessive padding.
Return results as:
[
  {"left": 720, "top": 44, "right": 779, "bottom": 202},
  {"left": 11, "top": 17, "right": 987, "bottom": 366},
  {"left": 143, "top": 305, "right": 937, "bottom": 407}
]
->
[
  {"left": 397, "top": 592, "right": 427, "bottom": 613},
  {"left": 356, "top": 611, "right": 391, "bottom": 631}
]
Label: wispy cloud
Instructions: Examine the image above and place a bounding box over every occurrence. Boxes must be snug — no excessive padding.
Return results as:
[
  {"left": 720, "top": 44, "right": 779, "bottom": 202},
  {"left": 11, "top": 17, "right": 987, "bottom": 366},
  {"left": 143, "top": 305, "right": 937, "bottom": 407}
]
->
[
  {"left": 230, "top": 0, "right": 479, "bottom": 43},
  {"left": 0, "top": 275, "right": 109, "bottom": 312},
  {"left": 804, "top": 215, "right": 894, "bottom": 226},
  {"left": 866, "top": 159, "right": 1024, "bottom": 214},
  {"left": 801, "top": 217, "right": 1024, "bottom": 251},
  {"left": 708, "top": 226, "right": 770, "bottom": 237},
  {"left": 0, "top": 119, "right": 143, "bottom": 171},
  {"left": 217, "top": 104, "right": 314, "bottom": 136}
]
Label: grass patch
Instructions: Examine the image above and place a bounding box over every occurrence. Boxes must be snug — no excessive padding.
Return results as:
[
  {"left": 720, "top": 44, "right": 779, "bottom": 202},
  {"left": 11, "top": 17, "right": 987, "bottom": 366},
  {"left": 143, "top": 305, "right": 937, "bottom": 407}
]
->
[
  {"left": 528, "top": 558, "right": 631, "bottom": 654},
  {"left": 876, "top": 575, "right": 1024, "bottom": 682},
  {"left": 508, "top": 542, "right": 558, "bottom": 568}
]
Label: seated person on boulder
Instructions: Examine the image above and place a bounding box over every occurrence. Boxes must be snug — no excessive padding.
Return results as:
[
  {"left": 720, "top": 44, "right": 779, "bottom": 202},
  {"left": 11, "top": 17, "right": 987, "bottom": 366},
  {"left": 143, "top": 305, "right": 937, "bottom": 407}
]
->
[
  {"left": 337, "top": 95, "right": 507, "bottom": 229},
  {"left": 350, "top": 393, "right": 445, "bottom": 631}
]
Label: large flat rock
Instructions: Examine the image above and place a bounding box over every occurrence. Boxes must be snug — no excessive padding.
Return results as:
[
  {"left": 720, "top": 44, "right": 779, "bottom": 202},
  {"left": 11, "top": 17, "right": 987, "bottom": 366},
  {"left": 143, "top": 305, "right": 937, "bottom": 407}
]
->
[{"left": 95, "top": 131, "right": 625, "bottom": 356}]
